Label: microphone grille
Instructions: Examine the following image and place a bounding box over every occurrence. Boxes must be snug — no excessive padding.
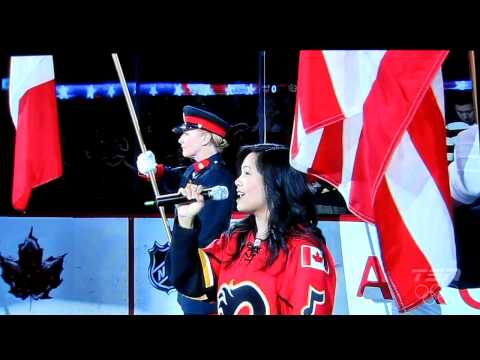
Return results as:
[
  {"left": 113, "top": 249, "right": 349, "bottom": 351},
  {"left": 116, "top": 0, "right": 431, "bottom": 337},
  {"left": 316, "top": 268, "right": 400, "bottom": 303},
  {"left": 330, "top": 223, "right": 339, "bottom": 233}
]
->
[{"left": 210, "top": 186, "right": 229, "bottom": 201}]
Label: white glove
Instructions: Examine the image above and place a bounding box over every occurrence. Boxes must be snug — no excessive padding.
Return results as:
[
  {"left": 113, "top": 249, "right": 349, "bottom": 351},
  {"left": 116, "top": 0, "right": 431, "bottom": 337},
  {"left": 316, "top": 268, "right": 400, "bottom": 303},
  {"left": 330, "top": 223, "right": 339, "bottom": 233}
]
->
[{"left": 137, "top": 150, "right": 158, "bottom": 175}]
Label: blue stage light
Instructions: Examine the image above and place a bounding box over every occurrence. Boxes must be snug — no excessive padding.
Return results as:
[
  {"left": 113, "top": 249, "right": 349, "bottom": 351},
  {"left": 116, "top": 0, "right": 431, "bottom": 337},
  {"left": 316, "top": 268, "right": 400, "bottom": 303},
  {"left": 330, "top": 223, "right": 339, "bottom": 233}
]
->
[
  {"left": 86, "top": 85, "right": 96, "bottom": 99},
  {"left": 246, "top": 84, "right": 256, "bottom": 95},
  {"left": 188, "top": 84, "right": 215, "bottom": 96},
  {"left": 149, "top": 85, "right": 158, "bottom": 96},
  {"left": 226, "top": 84, "right": 255, "bottom": 95},
  {"left": 444, "top": 80, "right": 472, "bottom": 90},
  {"left": 107, "top": 85, "right": 116, "bottom": 98},
  {"left": 3, "top": 78, "right": 470, "bottom": 99},
  {"left": 173, "top": 84, "right": 184, "bottom": 96},
  {"left": 58, "top": 85, "right": 71, "bottom": 99}
]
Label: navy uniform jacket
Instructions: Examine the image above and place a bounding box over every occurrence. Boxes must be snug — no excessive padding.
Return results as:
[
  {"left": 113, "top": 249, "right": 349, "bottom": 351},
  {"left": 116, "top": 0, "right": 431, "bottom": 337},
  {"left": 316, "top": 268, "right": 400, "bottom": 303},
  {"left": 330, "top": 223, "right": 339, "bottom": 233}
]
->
[{"left": 160, "top": 153, "right": 236, "bottom": 314}]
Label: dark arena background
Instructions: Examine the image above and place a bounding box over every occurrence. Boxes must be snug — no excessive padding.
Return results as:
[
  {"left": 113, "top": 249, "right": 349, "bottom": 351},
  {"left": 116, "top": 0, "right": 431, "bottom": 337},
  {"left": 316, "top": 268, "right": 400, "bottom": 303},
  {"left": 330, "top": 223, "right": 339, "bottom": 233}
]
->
[
  {"left": 0, "top": 50, "right": 302, "bottom": 215},
  {"left": 0, "top": 50, "right": 474, "bottom": 215}
]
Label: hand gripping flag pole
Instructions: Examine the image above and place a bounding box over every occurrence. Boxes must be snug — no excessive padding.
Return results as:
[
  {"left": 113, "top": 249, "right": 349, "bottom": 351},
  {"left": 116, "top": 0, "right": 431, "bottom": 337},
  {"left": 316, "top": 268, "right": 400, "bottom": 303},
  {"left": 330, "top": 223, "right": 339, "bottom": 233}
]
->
[{"left": 112, "top": 53, "right": 172, "bottom": 242}]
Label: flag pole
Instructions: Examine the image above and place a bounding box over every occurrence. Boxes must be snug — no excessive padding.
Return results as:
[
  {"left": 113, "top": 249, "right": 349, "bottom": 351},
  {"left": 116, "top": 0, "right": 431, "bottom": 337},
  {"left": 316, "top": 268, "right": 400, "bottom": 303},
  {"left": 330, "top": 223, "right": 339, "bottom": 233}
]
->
[
  {"left": 468, "top": 50, "right": 479, "bottom": 124},
  {"left": 468, "top": 50, "right": 480, "bottom": 152},
  {"left": 258, "top": 50, "right": 267, "bottom": 143},
  {"left": 263, "top": 50, "right": 267, "bottom": 144},
  {"left": 111, "top": 53, "right": 172, "bottom": 242}
]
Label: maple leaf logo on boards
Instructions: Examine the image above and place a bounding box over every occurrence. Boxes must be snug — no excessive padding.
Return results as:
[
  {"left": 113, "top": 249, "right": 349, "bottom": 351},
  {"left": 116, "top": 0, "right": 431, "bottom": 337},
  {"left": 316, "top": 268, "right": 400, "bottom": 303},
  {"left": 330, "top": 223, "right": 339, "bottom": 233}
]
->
[{"left": 0, "top": 227, "right": 67, "bottom": 300}]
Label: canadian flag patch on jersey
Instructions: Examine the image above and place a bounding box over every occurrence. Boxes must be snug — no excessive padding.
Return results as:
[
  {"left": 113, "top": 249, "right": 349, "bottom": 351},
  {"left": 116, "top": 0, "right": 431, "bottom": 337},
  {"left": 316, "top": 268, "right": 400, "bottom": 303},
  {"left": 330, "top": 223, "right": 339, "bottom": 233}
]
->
[{"left": 301, "top": 245, "right": 328, "bottom": 273}]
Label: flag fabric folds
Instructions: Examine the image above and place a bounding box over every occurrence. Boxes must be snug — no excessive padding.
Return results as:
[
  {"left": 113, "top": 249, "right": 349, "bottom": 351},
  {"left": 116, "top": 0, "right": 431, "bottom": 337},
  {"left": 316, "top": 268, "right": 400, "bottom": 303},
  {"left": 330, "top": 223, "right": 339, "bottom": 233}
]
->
[
  {"left": 9, "top": 55, "right": 63, "bottom": 211},
  {"left": 290, "top": 50, "right": 456, "bottom": 312}
]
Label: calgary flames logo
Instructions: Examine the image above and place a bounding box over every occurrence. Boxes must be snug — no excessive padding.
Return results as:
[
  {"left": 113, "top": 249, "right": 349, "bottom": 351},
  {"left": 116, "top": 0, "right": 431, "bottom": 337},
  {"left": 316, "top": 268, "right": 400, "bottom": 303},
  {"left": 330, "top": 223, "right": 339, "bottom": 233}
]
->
[{"left": 217, "top": 280, "right": 270, "bottom": 315}]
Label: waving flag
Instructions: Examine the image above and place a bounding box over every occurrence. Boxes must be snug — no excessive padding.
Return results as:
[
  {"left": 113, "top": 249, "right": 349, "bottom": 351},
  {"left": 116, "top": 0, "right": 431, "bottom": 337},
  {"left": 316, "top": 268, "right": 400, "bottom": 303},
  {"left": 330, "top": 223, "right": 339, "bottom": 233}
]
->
[
  {"left": 9, "top": 55, "right": 63, "bottom": 211},
  {"left": 290, "top": 50, "right": 456, "bottom": 312}
]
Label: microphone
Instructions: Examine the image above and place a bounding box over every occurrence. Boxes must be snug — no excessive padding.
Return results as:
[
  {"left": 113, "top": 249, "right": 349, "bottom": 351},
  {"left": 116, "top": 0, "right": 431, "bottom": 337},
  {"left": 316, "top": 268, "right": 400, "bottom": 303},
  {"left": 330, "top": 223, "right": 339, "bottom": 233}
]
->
[
  {"left": 307, "top": 181, "right": 324, "bottom": 194},
  {"left": 144, "top": 185, "right": 229, "bottom": 207}
]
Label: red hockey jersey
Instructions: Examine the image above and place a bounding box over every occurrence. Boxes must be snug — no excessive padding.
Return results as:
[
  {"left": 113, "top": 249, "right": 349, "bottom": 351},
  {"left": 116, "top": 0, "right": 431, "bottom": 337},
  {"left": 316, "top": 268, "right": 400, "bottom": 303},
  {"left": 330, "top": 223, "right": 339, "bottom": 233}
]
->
[{"left": 198, "top": 230, "right": 336, "bottom": 315}]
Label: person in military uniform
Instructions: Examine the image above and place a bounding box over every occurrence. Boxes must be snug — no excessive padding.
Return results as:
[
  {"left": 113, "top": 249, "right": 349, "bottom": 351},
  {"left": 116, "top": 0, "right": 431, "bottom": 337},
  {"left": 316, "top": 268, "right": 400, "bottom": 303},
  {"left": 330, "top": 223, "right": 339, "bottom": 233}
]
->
[{"left": 137, "top": 105, "right": 245, "bottom": 315}]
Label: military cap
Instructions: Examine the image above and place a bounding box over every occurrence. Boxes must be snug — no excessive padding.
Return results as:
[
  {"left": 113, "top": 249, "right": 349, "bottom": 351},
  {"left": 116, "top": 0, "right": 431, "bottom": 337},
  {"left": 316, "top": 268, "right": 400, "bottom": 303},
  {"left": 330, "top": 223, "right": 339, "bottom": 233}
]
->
[{"left": 172, "top": 105, "right": 230, "bottom": 138}]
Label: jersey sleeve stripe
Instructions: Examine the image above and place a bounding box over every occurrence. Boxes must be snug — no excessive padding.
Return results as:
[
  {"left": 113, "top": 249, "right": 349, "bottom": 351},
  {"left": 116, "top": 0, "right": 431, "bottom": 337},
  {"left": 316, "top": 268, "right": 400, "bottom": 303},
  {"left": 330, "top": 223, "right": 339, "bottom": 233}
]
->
[{"left": 198, "top": 248, "right": 215, "bottom": 289}]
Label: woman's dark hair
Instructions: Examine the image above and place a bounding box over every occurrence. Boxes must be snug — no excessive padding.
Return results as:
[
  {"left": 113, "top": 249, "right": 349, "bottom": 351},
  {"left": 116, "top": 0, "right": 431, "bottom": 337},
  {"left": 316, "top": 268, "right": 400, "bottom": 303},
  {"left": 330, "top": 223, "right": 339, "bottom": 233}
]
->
[{"left": 227, "top": 143, "right": 325, "bottom": 268}]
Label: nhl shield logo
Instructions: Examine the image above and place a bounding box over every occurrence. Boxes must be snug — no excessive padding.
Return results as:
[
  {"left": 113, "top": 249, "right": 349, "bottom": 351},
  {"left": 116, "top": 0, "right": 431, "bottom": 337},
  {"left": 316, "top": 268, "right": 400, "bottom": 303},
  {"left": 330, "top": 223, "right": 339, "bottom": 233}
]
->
[{"left": 148, "top": 241, "right": 175, "bottom": 294}]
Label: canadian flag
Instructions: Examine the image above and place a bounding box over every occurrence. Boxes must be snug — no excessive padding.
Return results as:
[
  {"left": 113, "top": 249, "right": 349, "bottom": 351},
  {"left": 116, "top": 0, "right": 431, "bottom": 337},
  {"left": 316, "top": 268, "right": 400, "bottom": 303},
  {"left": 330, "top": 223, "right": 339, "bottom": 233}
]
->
[
  {"left": 301, "top": 245, "right": 328, "bottom": 273},
  {"left": 290, "top": 50, "right": 457, "bottom": 312},
  {"left": 9, "top": 56, "right": 63, "bottom": 211}
]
